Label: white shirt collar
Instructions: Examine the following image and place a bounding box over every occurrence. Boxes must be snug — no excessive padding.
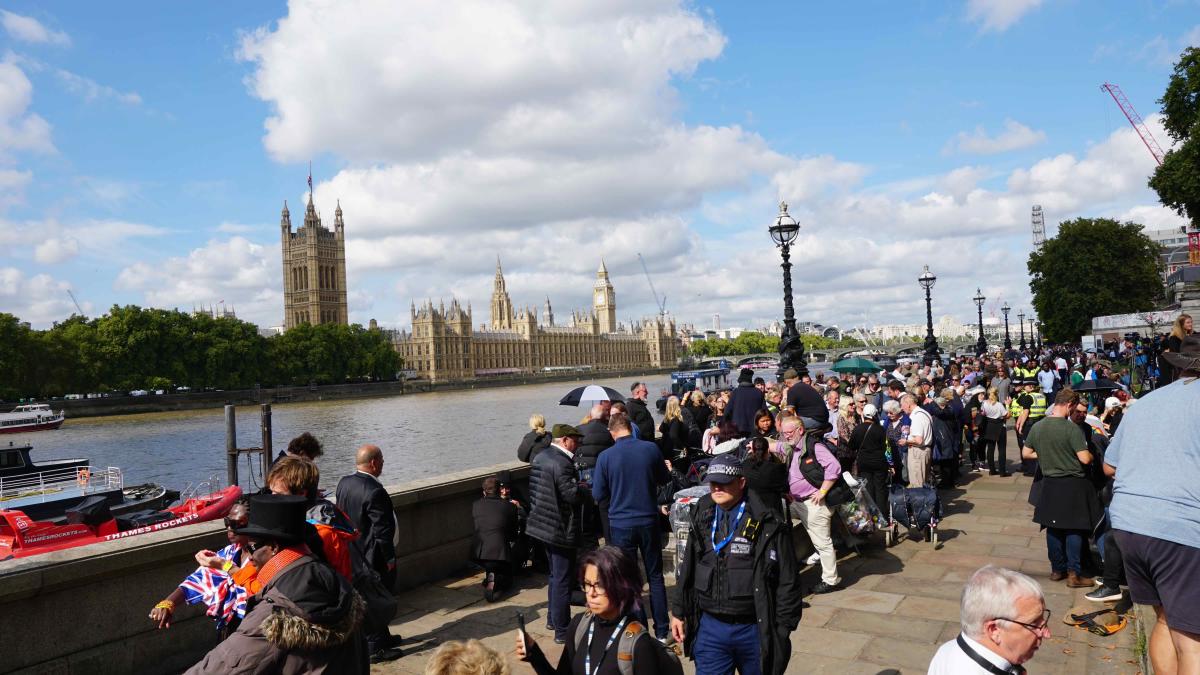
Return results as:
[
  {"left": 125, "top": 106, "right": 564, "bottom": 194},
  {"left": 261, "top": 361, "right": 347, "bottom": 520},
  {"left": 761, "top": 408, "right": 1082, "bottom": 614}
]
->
[
  {"left": 961, "top": 633, "right": 1014, "bottom": 671},
  {"left": 356, "top": 469, "right": 381, "bottom": 485},
  {"left": 551, "top": 442, "right": 573, "bottom": 459}
]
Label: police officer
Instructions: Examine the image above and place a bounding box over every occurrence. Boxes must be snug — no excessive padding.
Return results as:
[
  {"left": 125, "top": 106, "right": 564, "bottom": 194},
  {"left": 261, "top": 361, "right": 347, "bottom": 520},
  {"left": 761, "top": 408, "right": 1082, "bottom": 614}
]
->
[
  {"left": 669, "top": 454, "right": 802, "bottom": 675},
  {"left": 1015, "top": 379, "right": 1047, "bottom": 476}
]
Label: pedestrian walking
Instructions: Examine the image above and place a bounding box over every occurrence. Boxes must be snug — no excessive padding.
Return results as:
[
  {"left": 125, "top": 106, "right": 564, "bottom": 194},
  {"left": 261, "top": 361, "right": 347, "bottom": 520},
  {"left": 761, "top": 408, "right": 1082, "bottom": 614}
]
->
[
  {"left": 779, "top": 415, "right": 842, "bottom": 594},
  {"left": 1106, "top": 334, "right": 1200, "bottom": 674},
  {"left": 527, "top": 424, "right": 592, "bottom": 644},
  {"left": 670, "top": 454, "right": 802, "bottom": 675},
  {"left": 591, "top": 413, "right": 672, "bottom": 643},
  {"left": 927, "top": 565, "right": 1049, "bottom": 674}
]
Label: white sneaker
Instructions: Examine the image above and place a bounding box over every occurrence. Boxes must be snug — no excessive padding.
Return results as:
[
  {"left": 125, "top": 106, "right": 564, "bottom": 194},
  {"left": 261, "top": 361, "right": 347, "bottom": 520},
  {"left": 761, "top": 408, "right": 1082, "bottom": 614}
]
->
[{"left": 805, "top": 552, "right": 821, "bottom": 565}]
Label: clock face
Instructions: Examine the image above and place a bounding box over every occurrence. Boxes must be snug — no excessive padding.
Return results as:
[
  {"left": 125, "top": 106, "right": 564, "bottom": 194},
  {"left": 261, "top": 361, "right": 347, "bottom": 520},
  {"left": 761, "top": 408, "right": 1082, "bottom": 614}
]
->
[{"left": 595, "top": 291, "right": 605, "bottom": 305}]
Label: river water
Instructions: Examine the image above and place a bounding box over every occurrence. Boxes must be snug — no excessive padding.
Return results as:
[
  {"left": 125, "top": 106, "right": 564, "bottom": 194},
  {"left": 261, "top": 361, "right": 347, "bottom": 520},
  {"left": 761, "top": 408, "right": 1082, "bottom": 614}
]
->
[{"left": 9, "top": 375, "right": 680, "bottom": 492}]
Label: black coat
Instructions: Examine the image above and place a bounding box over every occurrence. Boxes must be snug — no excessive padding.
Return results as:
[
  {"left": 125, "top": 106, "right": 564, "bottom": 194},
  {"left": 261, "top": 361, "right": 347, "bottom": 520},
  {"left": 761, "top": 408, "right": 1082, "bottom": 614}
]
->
[
  {"left": 785, "top": 382, "right": 829, "bottom": 427},
  {"left": 671, "top": 492, "right": 801, "bottom": 675},
  {"left": 575, "top": 419, "right": 614, "bottom": 469},
  {"left": 334, "top": 472, "right": 396, "bottom": 576},
  {"left": 625, "top": 398, "right": 656, "bottom": 441},
  {"left": 724, "top": 383, "right": 765, "bottom": 435},
  {"left": 517, "top": 430, "right": 552, "bottom": 463},
  {"left": 526, "top": 446, "right": 590, "bottom": 548},
  {"left": 472, "top": 496, "right": 519, "bottom": 564},
  {"left": 658, "top": 418, "right": 688, "bottom": 457},
  {"left": 848, "top": 420, "right": 889, "bottom": 472}
]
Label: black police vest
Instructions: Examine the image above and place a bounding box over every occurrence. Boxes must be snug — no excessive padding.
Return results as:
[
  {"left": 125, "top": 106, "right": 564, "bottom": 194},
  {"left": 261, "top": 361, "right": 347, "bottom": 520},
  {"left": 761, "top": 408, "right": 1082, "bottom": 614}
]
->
[{"left": 694, "top": 503, "right": 758, "bottom": 619}]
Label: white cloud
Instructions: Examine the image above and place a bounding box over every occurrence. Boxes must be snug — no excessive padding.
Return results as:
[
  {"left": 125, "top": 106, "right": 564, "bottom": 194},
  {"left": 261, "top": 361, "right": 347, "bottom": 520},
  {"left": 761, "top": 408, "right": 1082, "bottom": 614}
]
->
[
  {"left": 115, "top": 237, "right": 281, "bottom": 327},
  {"left": 33, "top": 237, "right": 78, "bottom": 264},
  {"left": 0, "top": 56, "right": 54, "bottom": 157},
  {"left": 946, "top": 119, "right": 1046, "bottom": 155},
  {"left": 0, "top": 267, "right": 83, "bottom": 325},
  {"left": 216, "top": 222, "right": 261, "bottom": 234},
  {"left": 965, "top": 0, "right": 1044, "bottom": 32},
  {"left": 54, "top": 68, "right": 141, "bottom": 105},
  {"left": 0, "top": 168, "right": 31, "bottom": 210},
  {"left": 0, "top": 10, "right": 70, "bottom": 47}
]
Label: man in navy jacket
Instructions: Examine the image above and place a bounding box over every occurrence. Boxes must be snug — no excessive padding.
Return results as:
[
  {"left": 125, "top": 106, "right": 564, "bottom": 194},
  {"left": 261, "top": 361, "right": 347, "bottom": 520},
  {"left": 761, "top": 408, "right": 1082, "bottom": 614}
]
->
[
  {"left": 725, "top": 368, "right": 766, "bottom": 435},
  {"left": 592, "top": 412, "right": 672, "bottom": 641}
]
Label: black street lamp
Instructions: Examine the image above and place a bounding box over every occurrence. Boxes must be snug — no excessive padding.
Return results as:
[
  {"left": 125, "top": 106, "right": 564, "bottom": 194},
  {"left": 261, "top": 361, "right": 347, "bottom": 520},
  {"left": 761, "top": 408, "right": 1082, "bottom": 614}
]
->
[
  {"left": 1018, "top": 310, "right": 1027, "bottom": 351},
  {"left": 1036, "top": 322, "right": 1044, "bottom": 351},
  {"left": 918, "top": 265, "right": 940, "bottom": 364},
  {"left": 973, "top": 288, "right": 987, "bottom": 356},
  {"left": 1001, "top": 302, "right": 1012, "bottom": 351},
  {"left": 769, "top": 201, "right": 805, "bottom": 380},
  {"left": 1027, "top": 317, "right": 1036, "bottom": 353}
]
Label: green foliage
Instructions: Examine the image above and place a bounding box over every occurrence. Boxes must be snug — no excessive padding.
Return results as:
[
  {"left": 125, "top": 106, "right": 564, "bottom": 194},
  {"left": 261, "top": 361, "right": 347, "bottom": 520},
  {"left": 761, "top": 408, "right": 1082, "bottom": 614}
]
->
[
  {"left": 0, "top": 306, "right": 402, "bottom": 400},
  {"left": 1150, "top": 46, "right": 1200, "bottom": 224},
  {"left": 686, "top": 331, "right": 863, "bottom": 357},
  {"left": 1027, "top": 218, "right": 1163, "bottom": 342}
]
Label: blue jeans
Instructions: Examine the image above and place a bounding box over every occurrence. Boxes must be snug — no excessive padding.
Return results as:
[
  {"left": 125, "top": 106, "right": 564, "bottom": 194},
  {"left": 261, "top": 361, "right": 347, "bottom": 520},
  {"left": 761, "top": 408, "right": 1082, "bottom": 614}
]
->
[
  {"left": 1046, "top": 528, "right": 1087, "bottom": 574},
  {"left": 694, "top": 613, "right": 761, "bottom": 675},
  {"left": 544, "top": 544, "right": 576, "bottom": 640},
  {"left": 608, "top": 522, "right": 669, "bottom": 639}
]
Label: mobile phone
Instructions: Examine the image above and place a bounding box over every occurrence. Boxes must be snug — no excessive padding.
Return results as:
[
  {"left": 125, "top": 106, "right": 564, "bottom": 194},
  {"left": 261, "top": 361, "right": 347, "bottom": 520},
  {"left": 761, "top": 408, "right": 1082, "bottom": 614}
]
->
[{"left": 516, "top": 611, "right": 526, "bottom": 635}]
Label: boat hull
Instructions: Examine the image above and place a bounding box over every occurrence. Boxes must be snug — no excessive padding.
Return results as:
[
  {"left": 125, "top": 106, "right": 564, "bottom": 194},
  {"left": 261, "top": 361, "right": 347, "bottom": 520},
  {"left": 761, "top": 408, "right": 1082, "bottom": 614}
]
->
[
  {"left": 0, "top": 418, "right": 65, "bottom": 434},
  {"left": 0, "top": 486, "right": 242, "bottom": 560}
]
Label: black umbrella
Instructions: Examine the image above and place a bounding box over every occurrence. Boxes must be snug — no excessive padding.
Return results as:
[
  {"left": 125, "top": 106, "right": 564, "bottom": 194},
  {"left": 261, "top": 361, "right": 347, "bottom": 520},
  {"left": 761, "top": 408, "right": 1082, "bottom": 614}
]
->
[
  {"left": 559, "top": 384, "right": 625, "bottom": 407},
  {"left": 1073, "top": 378, "right": 1120, "bottom": 393}
]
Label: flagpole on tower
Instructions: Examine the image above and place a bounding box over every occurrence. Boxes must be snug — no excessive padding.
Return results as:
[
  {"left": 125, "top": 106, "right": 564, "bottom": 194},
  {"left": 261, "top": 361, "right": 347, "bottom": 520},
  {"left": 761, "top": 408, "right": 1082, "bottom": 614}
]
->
[{"left": 307, "top": 161, "right": 313, "bottom": 202}]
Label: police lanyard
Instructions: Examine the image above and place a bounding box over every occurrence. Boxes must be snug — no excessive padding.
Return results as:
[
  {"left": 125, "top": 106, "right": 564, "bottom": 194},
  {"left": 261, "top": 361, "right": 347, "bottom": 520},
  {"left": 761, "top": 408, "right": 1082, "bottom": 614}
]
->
[
  {"left": 955, "top": 635, "right": 1024, "bottom": 674},
  {"left": 584, "top": 616, "right": 627, "bottom": 675},
  {"left": 710, "top": 501, "right": 746, "bottom": 554}
]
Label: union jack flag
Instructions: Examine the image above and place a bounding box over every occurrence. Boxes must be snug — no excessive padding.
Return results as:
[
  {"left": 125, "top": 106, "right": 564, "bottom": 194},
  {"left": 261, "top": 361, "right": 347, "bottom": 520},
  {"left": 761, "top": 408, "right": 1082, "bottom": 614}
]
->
[{"left": 179, "top": 542, "right": 249, "bottom": 630}]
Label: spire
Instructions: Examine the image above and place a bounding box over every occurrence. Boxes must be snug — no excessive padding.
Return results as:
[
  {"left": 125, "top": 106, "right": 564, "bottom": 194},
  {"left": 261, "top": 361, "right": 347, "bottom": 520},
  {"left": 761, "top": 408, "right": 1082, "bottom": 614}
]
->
[
  {"left": 598, "top": 259, "right": 608, "bottom": 276},
  {"left": 334, "top": 199, "right": 344, "bottom": 231}
]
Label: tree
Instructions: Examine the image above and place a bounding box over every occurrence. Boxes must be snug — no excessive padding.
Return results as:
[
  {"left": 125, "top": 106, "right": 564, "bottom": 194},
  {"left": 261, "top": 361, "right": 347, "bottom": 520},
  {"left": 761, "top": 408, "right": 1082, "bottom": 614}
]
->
[
  {"left": 1149, "top": 46, "right": 1200, "bottom": 225},
  {"left": 1028, "top": 218, "right": 1163, "bottom": 342}
]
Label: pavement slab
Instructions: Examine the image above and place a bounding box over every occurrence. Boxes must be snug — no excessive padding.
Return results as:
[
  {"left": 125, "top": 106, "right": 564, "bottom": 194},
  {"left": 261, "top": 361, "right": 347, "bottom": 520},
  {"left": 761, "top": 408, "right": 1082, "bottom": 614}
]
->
[{"left": 370, "top": 434, "right": 1138, "bottom": 674}]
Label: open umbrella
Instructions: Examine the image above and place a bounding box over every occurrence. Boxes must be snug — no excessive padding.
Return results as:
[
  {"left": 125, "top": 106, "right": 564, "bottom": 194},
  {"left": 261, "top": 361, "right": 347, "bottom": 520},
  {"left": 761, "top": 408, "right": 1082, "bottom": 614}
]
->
[
  {"left": 559, "top": 384, "right": 625, "bottom": 407},
  {"left": 831, "top": 356, "right": 881, "bottom": 374},
  {"left": 1073, "top": 378, "right": 1121, "bottom": 393}
]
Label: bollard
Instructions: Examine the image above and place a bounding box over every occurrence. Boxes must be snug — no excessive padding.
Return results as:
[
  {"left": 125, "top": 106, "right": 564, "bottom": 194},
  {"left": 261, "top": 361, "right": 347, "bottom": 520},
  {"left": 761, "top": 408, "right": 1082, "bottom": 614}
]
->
[
  {"left": 260, "top": 404, "right": 273, "bottom": 485},
  {"left": 225, "top": 404, "right": 238, "bottom": 487}
]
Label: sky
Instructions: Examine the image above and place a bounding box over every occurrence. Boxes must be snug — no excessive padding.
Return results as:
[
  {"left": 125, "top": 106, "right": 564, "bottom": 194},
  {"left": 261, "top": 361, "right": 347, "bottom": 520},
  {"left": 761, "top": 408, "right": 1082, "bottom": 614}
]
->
[{"left": 0, "top": 0, "right": 1195, "bottom": 334}]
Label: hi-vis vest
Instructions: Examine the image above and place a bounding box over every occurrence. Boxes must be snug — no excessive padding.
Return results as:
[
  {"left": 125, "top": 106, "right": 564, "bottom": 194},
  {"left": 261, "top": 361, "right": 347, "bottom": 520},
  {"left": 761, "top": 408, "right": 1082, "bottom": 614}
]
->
[
  {"left": 1009, "top": 397, "right": 1023, "bottom": 419},
  {"left": 1028, "top": 392, "right": 1047, "bottom": 419}
]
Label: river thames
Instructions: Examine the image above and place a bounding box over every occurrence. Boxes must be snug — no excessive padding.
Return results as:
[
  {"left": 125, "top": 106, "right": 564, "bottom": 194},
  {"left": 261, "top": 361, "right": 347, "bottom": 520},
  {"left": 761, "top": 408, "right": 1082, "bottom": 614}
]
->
[{"left": 9, "top": 375, "right": 683, "bottom": 492}]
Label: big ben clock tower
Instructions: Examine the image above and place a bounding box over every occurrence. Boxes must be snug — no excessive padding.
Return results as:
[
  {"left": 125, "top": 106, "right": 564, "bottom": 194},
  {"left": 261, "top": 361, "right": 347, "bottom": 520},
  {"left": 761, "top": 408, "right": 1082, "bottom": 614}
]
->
[{"left": 593, "top": 260, "right": 617, "bottom": 334}]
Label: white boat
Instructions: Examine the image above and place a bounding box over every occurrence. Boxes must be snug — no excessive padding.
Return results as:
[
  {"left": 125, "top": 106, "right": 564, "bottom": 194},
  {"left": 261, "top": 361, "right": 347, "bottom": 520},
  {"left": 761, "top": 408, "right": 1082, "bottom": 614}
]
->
[{"left": 0, "top": 404, "right": 66, "bottom": 434}]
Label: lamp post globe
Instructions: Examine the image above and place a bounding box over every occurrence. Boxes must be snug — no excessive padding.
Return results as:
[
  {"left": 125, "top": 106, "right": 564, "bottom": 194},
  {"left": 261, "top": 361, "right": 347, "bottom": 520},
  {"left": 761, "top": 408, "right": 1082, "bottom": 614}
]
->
[
  {"left": 769, "top": 201, "right": 805, "bottom": 381},
  {"left": 973, "top": 288, "right": 987, "bottom": 356},
  {"left": 1001, "top": 302, "right": 1012, "bottom": 351},
  {"left": 1018, "top": 310, "right": 1027, "bottom": 351},
  {"left": 918, "top": 265, "right": 940, "bottom": 364}
]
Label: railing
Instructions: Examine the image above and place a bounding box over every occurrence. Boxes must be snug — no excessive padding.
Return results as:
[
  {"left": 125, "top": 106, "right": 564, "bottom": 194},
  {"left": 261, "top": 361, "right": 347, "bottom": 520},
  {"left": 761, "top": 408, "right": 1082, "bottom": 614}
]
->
[{"left": 0, "top": 465, "right": 123, "bottom": 505}]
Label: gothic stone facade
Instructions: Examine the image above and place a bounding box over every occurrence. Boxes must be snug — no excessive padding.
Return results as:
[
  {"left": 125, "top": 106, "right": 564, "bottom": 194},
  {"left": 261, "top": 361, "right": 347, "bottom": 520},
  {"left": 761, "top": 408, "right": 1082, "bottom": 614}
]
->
[
  {"left": 281, "top": 196, "right": 348, "bottom": 330},
  {"left": 395, "top": 260, "right": 677, "bottom": 382}
]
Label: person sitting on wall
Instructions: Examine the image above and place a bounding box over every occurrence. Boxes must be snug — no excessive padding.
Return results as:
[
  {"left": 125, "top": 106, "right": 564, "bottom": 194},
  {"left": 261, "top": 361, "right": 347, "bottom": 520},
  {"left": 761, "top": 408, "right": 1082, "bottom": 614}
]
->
[{"left": 148, "top": 497, "right": 260, "bottom": 639}]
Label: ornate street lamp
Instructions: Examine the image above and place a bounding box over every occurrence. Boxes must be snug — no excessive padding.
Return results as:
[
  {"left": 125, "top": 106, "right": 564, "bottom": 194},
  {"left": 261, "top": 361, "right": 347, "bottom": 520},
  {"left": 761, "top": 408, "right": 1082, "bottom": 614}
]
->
[
  {"left": 1018, "top": 310, "right": 1027, "bottom": 351},
  {"left": 769, "top": 201, "right": 805, "bottom": 380},
  {"left": 1036, "top": 322, "right": 1044, "bottom": 351},
  {"left": 973, "top": 288, "right": 987, "bottom": 356},
  {"left": 918, "top": 265, "right": 940, "bottom": 365},
  {"left": 1027, "top": 317, "right": 1036, "bottom": 353},
  {"left": 1001, "top": 302, "right": 1012, "bottom": 351}
]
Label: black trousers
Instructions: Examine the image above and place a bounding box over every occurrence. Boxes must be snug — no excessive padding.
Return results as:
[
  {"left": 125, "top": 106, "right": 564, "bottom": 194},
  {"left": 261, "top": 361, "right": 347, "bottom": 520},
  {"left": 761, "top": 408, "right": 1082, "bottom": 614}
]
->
[
  {"left": 1102, "top": 532, "right": 1126, "bottom": 589},
  {"left": 858, "top": 469, "right": 890, "bottom": 516}
]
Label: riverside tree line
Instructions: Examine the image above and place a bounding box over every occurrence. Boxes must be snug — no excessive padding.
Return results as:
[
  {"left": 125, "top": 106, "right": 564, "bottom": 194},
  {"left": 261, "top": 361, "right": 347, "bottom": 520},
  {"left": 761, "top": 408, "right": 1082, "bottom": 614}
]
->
[{"left": 0, "top": 306, "right": 402, "bottom": 401}]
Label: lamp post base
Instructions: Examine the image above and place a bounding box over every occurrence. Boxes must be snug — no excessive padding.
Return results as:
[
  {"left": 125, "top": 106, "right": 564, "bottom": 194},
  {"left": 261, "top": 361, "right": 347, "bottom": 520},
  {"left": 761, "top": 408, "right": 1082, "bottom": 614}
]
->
[{"left": 777, "top": 329, "right": 808, "bottom": 381}]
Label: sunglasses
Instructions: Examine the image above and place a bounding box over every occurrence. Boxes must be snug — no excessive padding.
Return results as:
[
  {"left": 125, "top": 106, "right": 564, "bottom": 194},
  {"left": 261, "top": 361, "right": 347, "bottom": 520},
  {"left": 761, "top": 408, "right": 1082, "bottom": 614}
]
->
[
  {"left": 224, "top": 517, "right": 248, "bottom": 530},
  {"left": 246, "top": 540, "right": 268, "bottom": 553}
]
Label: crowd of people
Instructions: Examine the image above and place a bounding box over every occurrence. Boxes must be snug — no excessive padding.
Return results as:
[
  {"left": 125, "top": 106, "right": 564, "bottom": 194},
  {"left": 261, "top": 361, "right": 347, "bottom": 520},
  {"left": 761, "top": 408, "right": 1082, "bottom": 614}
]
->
[{"left": 144, "top": 313, "right": 1199, "bottom": 674}]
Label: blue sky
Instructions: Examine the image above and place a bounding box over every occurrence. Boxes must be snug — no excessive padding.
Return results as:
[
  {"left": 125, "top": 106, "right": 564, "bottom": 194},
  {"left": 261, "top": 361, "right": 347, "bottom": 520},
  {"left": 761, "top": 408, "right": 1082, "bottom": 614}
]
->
[{"left": 0, "top": 1, "right": 1195, "bottom": 333}]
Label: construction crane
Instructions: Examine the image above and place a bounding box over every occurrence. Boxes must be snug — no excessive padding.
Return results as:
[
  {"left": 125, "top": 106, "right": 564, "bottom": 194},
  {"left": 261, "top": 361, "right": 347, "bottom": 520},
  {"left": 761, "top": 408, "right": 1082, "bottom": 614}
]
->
[
  {"left": 1101, "top": 82, "right": 1165, "bottom": 165},
  {"left": 66, "top": 290, "right": 84, "bottom": 316},
  {"left": 636, "top": 253, "right": 668, "bottom": 320}
]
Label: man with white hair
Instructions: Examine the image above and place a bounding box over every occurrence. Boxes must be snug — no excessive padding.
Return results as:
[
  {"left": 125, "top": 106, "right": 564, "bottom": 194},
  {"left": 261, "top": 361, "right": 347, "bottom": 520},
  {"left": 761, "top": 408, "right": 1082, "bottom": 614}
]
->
[
  {"left": 899, "top": 394, "right": 933, "bottom": 488},
  {"left": 928, "top": 565, "right": 1049, "bottom": 673}
]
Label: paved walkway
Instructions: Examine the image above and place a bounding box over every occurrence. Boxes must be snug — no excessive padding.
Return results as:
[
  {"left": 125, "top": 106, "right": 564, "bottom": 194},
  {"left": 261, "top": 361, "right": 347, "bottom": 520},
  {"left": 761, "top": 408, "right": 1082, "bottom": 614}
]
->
[{"left": 374, "top": 465, "right": 1140, "bottom": 674}]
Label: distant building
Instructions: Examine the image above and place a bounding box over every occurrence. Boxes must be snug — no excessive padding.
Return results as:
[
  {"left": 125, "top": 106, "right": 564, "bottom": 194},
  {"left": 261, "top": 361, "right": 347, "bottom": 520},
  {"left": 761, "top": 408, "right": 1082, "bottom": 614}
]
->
[
  {"left": 393, "top": 260, "right": 678, "bottom": 382},
  {"left": 192, "top": 304, "right": 237, "bottom": 320},
  {"left": 281, "top": 194, "right": 348, "bottom": 330}
]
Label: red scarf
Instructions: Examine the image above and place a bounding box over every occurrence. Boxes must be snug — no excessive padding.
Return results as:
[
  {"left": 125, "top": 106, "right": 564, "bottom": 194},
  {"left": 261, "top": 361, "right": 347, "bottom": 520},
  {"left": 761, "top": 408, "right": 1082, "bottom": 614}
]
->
[{"left": 254, "top": 546, "right": 306, "bottom": 587}]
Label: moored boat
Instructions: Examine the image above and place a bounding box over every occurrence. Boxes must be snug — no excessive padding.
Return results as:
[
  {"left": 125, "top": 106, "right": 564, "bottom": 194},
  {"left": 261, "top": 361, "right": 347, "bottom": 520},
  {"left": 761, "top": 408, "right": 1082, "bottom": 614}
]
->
[
  {"left": 0, "top": 484, "right": 242, "bottom": 560},
  {"left": 0, "top": 404, "right": 65, "bottom": 434}
]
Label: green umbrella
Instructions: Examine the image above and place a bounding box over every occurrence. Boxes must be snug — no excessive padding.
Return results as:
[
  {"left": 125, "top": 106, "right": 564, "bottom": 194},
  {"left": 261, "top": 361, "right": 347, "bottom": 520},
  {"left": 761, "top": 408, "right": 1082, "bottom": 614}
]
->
[{"left": 831, "top": 356, "right": 881, "bottom": 374}]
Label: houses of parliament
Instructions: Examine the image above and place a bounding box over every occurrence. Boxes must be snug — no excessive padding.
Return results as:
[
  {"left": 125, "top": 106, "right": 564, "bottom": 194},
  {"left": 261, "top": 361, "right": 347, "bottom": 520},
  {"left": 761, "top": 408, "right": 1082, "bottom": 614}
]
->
[{"left": 280, "top": 194, "right": 679, "bottom": 382}]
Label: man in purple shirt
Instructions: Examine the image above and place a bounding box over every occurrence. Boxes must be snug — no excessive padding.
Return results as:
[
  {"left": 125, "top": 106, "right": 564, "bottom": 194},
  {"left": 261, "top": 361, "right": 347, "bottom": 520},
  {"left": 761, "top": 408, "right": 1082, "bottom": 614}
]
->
[{"left": 779, "top": 416, "right": 842, "bottom": 594}]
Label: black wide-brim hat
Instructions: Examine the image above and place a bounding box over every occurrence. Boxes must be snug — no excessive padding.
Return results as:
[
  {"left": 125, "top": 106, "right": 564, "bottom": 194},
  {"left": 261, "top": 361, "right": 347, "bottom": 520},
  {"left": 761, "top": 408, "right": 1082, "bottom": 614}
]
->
[
  {"left": 1162, "top": 335, "right": 1200, "bottom": 373},
  {"left": 236, "top": 494, "right": 309, "bottom": 543}
]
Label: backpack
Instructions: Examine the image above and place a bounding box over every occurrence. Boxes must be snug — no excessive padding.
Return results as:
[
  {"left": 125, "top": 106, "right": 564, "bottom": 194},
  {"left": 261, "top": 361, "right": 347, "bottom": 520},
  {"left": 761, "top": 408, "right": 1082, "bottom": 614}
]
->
[
  {"left": 572, "top": 613, "right": 684, "bottom": 675},
  {"left": 915, "top": 409, "right": 957, "bottom": 462}
]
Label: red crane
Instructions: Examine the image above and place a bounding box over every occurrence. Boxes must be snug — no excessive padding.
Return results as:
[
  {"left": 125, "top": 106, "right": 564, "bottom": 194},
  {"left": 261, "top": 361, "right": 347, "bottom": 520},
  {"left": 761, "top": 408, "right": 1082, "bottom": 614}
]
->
[{"left": 1101, "top": 82, "right": 1165, "bottom": 165}]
